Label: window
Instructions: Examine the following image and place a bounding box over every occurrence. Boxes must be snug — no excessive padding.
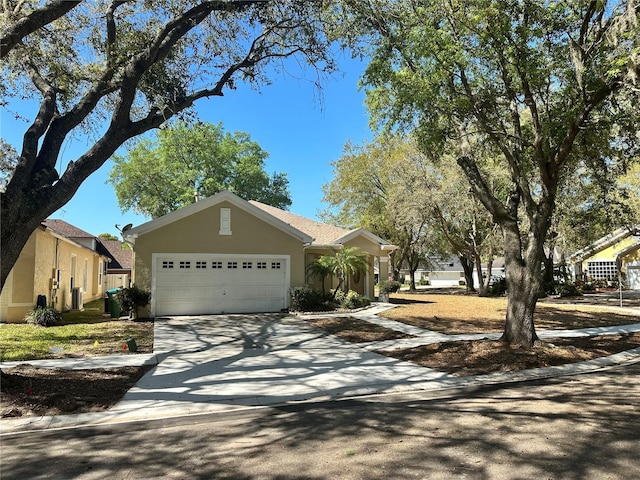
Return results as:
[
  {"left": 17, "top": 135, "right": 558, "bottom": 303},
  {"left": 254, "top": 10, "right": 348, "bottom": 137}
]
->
[
  {"left": 227, "top": 261, "right": 238, "bottom": 269},
  {"left": 179, "top": 261, "right": 191, "bottom": 269},
  {"left": 70, "top": 255, "right": 77, "bottom": 289},
  {"left": 196, "top": 261, "right": 207, "bottom": 269},
  {"left": 162, "top": 261, "right": 174, "bottom": 269},
  {"left": 212, "top": 261, "right": 223, "bottom": 269},
  {"left": 83, "top": 259, "right": 88, "bottom": 292},
  {"left": 257, "top": 262, "right": 267, "bottom": 269},
  {"left": 586, "top": 261, "right": 617, "bottom": 281},
  {"left": 98, "top": 261, "right": 104, "bottom": 286},
  {"left": 242, "top": 261, "right": 252, "bottom": 269},
  {"left": 271, "top": 262, "right": 281, "bottom": 269},
  {"left": 219, "top": 207, "right": 232, "bottom": 235}
]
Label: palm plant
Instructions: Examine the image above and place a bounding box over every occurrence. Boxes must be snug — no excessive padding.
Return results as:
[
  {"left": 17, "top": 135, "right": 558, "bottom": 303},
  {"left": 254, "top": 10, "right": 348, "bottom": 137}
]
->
[
  {"left": 320, "top": 246, "right": 370, "bottom": 298},
  {"left": 306, "top": 256, "right": 334, "bottom": 294}
]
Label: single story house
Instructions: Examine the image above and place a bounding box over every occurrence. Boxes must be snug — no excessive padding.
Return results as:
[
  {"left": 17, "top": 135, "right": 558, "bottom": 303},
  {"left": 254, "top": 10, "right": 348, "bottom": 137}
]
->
[
  {"left": 401, "top": 256, "right": 506, "bottom": 288},
  {"left": 568, "top": 226, "right": 640, "bottom": 289},
  {"left": 0, "top": 220, "right": 109, "bottom": 322},
  {"left": 97, "top": 240, "right": 133, "bottom": 290},
  {"left": 401, "top": 256, "right": 466, "bottom": 287},
  {"left": 124, "top": 190, "right": 397, "bottom": 317}
]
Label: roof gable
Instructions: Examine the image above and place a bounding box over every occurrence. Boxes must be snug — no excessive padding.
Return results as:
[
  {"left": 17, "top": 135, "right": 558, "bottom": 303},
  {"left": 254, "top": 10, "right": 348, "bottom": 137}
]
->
[
  {"left": 125, "top": 191, "right": 313, "bottom": 243},
  {"left": 569, "top": 226, "right": 640, "bottom": 262}
]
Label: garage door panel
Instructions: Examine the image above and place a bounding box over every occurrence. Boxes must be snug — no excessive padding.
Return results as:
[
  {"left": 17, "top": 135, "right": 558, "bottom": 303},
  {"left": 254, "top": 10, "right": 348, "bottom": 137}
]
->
[{"left": 153, "top": 255, "right": 288, "bottom": 316}]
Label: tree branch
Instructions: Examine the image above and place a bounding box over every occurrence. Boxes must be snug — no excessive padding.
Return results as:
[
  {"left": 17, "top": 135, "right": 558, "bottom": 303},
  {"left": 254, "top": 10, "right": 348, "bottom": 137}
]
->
[
  {"left": 457, "top": 155, "right": 514, "bottom": 225},
  {"left": 1, "top": 0, "right": 82, "bottom": 58}
]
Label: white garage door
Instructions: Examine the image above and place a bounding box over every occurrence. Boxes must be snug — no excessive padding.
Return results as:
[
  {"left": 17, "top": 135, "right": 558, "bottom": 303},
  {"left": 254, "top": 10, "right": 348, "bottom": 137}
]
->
[
  {"left": 627, "top": 266, "right": 640, "bottom": 290},
  {"left": 153, "top": 254, "right": 289, "bottom": 316}
]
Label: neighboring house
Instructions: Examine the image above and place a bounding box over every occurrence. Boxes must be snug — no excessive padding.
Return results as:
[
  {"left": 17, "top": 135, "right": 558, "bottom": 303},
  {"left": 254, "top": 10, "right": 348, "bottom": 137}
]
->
[
  {"left": 400, "top": 256, "right": 506, "bottom": 288},
  {"left": 400, "top": 256, "right": 464, "bottom": 287},
  {"left": 97, "top": 240, "right": 133, "bottom": 290},
  {"left": 567, "top": 227, "right": 640, "bottom": 289},
  {"left": 124, "top": 190, "right": 397, "bottom": 317},
  {"left": 0, "top": 220, "right": 109, "bottom": 323}
]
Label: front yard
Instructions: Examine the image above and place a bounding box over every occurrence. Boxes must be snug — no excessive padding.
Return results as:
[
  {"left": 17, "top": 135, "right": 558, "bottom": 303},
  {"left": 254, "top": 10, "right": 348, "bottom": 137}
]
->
[
  {"left": 2, "top": 291, "right": 640, "bottom": 418},
  {"left": 305, "top": 291, "right": 640, "bottom": 376},
  {"left": 0, "top": 299, "right": 154, "bottom": 362}
]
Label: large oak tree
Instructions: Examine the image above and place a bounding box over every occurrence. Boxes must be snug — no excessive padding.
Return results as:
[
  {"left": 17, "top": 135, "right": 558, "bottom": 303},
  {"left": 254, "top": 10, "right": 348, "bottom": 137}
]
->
[
  {"left": 337, "top": 0, "right": 640, "bottom": 346},
  {"left": 0, "top": 0, "right": 334, "bottom": 291}
]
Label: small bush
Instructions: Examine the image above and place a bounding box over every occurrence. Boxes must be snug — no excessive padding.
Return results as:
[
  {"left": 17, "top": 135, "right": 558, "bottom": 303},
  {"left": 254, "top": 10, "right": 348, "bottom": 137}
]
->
[
  {"left": 419, "top": 278, "right": 429, "bottom": 286},
  {"left": 116, "top": 286, "right": 151, "bottom": 319},
  {"left": 335, "top": 290, "right": 371, "bottom": 309},
  {"left": 25, "top": 307, "right": 61, "bottom": 327},
  {"left": 487, "top": 277, "right": 507, "bottom": 296},
  {"left": 379, "top": 280, "right": 402, "bottom": 294},
  {"left": 556, "top": 282, "right": 583, "bottom": 298},
  {"left": 290, "top": 286, "right": 335, "bottom": 312}
]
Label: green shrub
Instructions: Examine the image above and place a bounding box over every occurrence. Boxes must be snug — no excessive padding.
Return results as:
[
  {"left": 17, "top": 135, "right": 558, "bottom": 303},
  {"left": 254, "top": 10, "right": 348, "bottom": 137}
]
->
[
  {"left": 419, "top": 278, "right": 429, "bottom": 286},
  {"left": 290, "top": 286, "right": 335, "bottom": 312},
  {"left": 25, "top": 307, "right": 61, "bottom": 327},
  {"left": 488, "top": 277, "right": 507, "bottom": 296},
  {"left": 335, "top": 290, "right": 371, "bottom": 309},
  {"left": 556, "top": 282, "right": 583, "bottom": 298},
  {"left": 379, "top": 280, "right": 402, "bottom": 294},
  {"left": 116, "top": 286, "right": 151, "bottom": 319}
]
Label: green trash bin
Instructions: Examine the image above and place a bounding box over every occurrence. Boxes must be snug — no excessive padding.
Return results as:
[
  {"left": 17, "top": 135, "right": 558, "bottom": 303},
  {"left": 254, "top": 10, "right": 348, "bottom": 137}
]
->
[{"left": 107, "top": 288, "right": 123, "bottom": 319}]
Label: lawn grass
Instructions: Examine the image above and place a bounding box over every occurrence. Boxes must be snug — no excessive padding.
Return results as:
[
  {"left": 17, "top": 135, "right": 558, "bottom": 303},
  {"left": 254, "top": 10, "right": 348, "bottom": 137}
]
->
[{"left": 0, "top": 299, "right": 153, "bottom": 362}]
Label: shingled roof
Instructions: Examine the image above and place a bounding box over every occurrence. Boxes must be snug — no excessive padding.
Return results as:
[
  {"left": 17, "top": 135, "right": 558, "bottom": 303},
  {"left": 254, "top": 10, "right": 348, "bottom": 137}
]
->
[
  {"left": 249, "top": 201, "right": 356, "bottom": 245},
  {"left": 42, "top": 219, "right": 94, "bottom": 239},
  {"left": 97, "top": 240, "right": 133, "bottom": 271}
]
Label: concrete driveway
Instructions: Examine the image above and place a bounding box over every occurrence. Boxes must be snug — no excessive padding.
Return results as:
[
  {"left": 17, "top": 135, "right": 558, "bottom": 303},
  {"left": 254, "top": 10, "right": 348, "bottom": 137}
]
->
[
  {"left": 111, "top": 311, "right": 457, "bottom": 420},
  {"left": 109, "top": 304, "right": 640, "bottom": 423}
]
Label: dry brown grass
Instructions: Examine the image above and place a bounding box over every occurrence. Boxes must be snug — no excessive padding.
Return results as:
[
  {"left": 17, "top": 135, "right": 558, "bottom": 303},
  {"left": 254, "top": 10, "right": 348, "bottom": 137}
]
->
[{"left": 381, "top": 293, "right": 640, "bottom": 334}]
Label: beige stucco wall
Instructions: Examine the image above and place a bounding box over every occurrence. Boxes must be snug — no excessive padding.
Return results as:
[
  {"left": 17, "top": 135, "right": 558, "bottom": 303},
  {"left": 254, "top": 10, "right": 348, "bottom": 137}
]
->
[
  {"left": 132, "top": 201, "right": 307, "bottom": 295},
  {"left": 0, "top": 228, "right": 107, "bottom": 323}
]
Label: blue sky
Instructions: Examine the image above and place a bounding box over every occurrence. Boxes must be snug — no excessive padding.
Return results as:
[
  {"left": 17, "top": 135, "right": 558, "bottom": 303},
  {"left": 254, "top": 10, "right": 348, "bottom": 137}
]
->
[{"left": 1, "top": 53, "right": 372, "bottom": 237}]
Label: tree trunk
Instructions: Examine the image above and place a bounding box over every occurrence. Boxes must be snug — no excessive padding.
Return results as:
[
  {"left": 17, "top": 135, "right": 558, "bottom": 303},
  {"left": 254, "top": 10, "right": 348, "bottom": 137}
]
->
[
  {"left": 500, "top": 223, "right": 542, "bottom": 348},
  {"left": 1, "top": 188, "right": 72, "bottom": 292},
  {"left": 474, "top": 248, "right": 493, "bottom": 297},
  {"left": 459, "top": 255, "right": 476, "bottom": 292}
]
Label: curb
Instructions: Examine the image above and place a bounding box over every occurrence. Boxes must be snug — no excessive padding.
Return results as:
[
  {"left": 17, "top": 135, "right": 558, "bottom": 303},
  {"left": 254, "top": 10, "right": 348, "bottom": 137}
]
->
[{"left": 3, "top": 345, "right": 640, "bottom": 436}]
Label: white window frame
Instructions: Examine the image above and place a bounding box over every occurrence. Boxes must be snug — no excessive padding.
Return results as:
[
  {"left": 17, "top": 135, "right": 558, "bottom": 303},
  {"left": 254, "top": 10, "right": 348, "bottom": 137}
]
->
[
  {"left": 83, "top": 258, "right": 88, "bottom": 292},
  {"left": 219, "top": 207, "right": 232, "bottom": 235}
]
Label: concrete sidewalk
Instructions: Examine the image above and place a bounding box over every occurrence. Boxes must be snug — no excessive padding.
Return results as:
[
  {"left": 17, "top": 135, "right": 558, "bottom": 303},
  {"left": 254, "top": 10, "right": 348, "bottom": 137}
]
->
[{"left": 3, "top": 303, "right": 640, "bottom": 433}]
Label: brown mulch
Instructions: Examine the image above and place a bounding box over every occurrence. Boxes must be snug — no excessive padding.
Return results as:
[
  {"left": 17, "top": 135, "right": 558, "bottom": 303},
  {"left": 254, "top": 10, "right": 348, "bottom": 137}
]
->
[
  {"left": 381, "top": 333, "right": 640, "bottom": 377},
  {"left": 1, "top": 365, "right": 153, "bottom": 418}
]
